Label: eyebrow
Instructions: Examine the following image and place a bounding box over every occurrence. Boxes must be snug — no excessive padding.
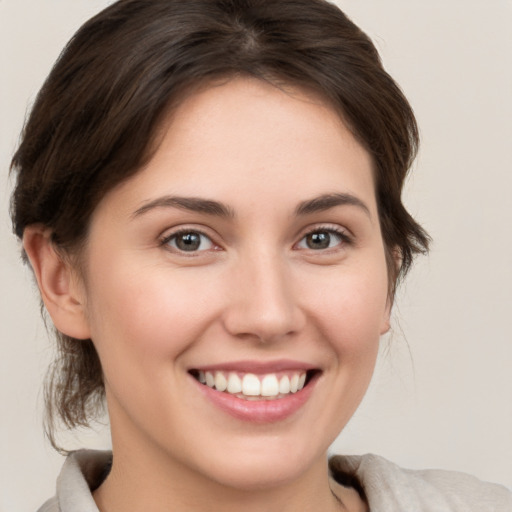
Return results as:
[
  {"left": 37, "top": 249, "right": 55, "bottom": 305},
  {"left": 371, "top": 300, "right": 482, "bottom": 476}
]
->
[
  {"left": 295, "top": 193, "right": 371, "bottom": 217},
  {"left": 132, "top": 192, "right": 370, "bottom": 219},
  {"left": 132, "top": 196, "right": 235, "bottom": 218}
]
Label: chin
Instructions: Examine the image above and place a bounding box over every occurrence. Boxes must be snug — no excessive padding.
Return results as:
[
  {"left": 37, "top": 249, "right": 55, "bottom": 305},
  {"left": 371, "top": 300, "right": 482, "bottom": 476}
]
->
[
  {"left": 205, "top": 456, "right": 311, "bottom": 491},
  {"left": 187, "top": 433, "right": 329, "bottom": 492}
]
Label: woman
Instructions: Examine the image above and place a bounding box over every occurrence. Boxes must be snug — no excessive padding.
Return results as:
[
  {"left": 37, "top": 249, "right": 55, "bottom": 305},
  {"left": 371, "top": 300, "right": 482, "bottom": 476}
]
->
[{"left": 9, "top": 0, "right": 511, "bottom": 510}]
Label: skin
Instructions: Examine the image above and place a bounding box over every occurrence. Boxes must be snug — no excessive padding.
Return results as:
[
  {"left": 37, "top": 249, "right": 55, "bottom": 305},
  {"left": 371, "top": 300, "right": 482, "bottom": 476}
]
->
[{"left": 25, "top": 77, "right": 391, "bottom": 512}]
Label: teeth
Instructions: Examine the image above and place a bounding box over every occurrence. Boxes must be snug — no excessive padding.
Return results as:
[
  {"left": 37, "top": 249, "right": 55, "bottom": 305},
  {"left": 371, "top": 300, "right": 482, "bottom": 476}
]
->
[
  {"left": 242, "top": 374, "right": 261, "bottom": 396},
  {"left": 261, "top": 374, "right": 279, "bottom": 397},
  {"left": 214, "top": 372, "right": 227, "bottom": 392},
  {"left": 205, "top": 371, "right": 215, "bottom": 388},
  {"left": 290, "top": 374, "right": 299, "bottom": 393},
  {"left": 279, "top": 375, "right": 290, "bottom": 394},
  {"left": 197, "top": 370, "right": 308, "bottom": 399},
  {"left": 227, "top": 372, "right": 242, "bottom": 393}
]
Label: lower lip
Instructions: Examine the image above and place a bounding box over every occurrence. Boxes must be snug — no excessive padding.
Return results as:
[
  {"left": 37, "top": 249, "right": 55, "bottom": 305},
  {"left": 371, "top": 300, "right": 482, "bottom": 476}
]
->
[{"left": 193, "top": 374, "right": 318, "bottom": 423}]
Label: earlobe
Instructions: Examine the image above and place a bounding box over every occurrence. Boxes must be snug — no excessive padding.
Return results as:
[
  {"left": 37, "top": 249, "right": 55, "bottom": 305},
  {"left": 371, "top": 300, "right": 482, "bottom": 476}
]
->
[
  {"left": 380, "top": 292, "right": 392, "bottom": 335},
  {"left": 23, "top": 225, "right": 91, "bottom": 340},
  {"left": 381, "top": 282, "right": 396, "bottom": 335},
  {"left": 380, "top": 313, "right": 391, "bottom": 335}
]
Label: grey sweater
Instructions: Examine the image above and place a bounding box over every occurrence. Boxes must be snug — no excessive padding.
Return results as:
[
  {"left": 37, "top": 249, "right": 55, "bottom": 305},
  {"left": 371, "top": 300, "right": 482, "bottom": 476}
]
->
[{"left": 38, "top": 450, "right": 512, "bottom": 512}]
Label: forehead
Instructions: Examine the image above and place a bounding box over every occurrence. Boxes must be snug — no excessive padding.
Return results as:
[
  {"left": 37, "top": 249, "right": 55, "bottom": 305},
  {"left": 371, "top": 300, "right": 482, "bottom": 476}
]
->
[{"left": 95, "top": 77, "right": 376, "bottom": 219}]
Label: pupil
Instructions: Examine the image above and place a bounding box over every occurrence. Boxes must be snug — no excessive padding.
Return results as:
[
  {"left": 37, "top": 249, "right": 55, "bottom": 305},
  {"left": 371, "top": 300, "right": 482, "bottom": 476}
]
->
[
  {"left": 307, "top": 232, "right": 330, "bottom": 249},
  {"left": 177, "top": 232, "right": 201, "bottom": 251}
]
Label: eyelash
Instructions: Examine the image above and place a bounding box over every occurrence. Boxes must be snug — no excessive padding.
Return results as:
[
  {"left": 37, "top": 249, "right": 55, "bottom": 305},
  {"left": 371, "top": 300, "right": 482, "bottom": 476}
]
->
[{"left": 160, "top": 225, "right": 353, "bottom": 254}]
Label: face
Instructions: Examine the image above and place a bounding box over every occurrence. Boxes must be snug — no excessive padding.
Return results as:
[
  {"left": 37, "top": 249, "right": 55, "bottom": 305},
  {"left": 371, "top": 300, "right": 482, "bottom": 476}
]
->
[{"left": 78, "top": 77, "right": 390, "bottom": 490}]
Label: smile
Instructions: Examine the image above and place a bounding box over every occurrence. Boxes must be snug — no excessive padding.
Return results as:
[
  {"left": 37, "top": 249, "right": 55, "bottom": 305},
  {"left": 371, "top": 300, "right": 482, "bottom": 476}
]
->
[
  {"left": 190, "top": 370, "right": 311, "bottom": 400},
  {"left": 189, "top": 361, "right": 321, "bottom": 422}
]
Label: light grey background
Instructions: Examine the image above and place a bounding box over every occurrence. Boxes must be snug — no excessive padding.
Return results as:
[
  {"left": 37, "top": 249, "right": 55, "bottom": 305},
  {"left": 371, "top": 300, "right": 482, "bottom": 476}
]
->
[{"left": 1, "top": 1, "right": 511, "bottom": 510}]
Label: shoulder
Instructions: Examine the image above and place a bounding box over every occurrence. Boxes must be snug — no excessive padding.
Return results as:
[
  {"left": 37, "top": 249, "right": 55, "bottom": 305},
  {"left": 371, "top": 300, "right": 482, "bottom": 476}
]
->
[
  {"left": 330, "top": 453, "right": 512, "bottom": 512},
  {"left": 36, "top": 450, "right": 112, "bottom": 512}
]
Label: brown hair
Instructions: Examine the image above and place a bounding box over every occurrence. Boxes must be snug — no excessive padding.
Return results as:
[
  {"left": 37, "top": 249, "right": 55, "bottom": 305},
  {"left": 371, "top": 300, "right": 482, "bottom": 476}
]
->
[{"left": 10, "top": 0, "right": 429, "bottom": 448}]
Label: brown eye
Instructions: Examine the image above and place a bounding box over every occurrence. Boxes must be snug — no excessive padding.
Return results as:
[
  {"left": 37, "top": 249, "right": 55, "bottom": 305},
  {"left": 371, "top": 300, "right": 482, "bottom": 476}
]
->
[
  {"left": 165, "top": 231, "right": 213, "bottom": 252},
  {"left": 305, "top": 232, "right": 331, "bottom": 249},
  {"left": 297, "top": 229, "right": 347, "bottom": 250}
]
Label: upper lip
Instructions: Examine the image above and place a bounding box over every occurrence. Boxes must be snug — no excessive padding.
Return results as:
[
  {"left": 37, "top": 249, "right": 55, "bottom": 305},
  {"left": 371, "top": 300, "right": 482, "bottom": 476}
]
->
[{"left": 190, "top": 359, "right": 319, "bottom": 374}]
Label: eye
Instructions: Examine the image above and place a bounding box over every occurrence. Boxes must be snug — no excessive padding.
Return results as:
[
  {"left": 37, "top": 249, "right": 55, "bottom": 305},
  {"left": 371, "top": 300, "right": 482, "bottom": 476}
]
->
[
  {"left": 163, "top": 230, "right": 214, "bottom": 252},
  {"left": 296, "top": 228, "right": 349, "bottom": 250}
]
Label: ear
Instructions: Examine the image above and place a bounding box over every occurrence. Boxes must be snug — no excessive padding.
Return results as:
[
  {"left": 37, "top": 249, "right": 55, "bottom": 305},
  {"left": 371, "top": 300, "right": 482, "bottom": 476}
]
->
[
  {"left": 380, "top": 246, "right": 402, "bottom": 335},
  {"left": 23, "top": 225, "right": 91, "bottom": 340},
  {"left": 380, "top": 302, "right": 392, "bottom": 335}
]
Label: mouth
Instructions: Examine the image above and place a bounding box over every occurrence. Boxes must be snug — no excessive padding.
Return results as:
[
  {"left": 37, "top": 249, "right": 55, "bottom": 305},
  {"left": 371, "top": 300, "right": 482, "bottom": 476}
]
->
[{"left": 189, "top": 368, "right": 320, "bottom": 401}]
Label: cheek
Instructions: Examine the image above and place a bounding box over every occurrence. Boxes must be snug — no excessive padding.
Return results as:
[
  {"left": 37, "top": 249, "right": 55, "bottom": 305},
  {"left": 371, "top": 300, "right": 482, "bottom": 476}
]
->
[
  {"left": 83, "top": 258, "right": 223, "bottom": 368},
  {"left": 301, "top": 262, "right": 389, "bottom": 350},
  {"left": 299, "top": 262, "right": 387, "bottom": 437}
]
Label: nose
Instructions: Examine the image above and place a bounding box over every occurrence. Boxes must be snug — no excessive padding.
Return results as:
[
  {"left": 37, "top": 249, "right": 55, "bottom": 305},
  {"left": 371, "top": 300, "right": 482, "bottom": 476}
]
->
[{"left": 221, "top": 251, "right": 305, "bottom": 343}]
